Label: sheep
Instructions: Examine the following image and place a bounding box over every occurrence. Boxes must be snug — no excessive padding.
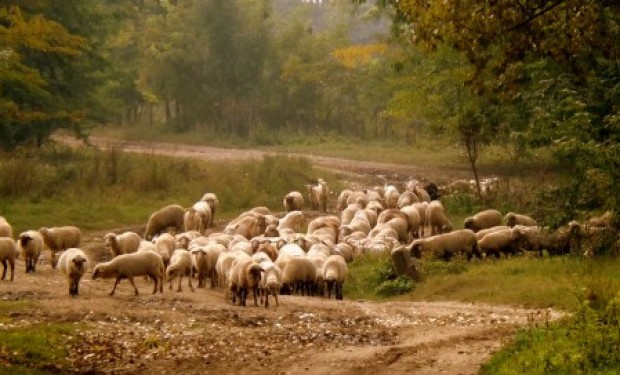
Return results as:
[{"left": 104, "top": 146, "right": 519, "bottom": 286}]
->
[
  {"left": 144, "top": 204, "right": 185, "bottom": 240},
  {"left": 336, "top": 189, "right": 353, "bottom": 211},
  {"left": 229, "top": 258, "right": 264, "bottom": 306},
  {"left": 17, "top": 230, "right": 44, "bottom": 273},
  {"left": 423, "top": 182, "right": 441, "bottom": 201},
  {"left": 215, "top": 251, "right": 250, "bottom": 292},
  {"left": 153, "top": 233, "right": 175, "bottom": 269},
  {"left": 307, "top": 244, "right": 330, "bottom": 295},
  {"left": 277, "top": 211, "right": 305, "bottom": 233},
  {"left": 426, "top": 200, "right": 453, "bottom": 236},
  {"left": 0, "top": 238, "right": 16, "bottom": 281},
  {"left": 376, "top": 210, "right": 409, "bottom": 242},
  {"left": 413, "top": 185, "right": 431, "bottom": 202},
  {"left": 322, "top": 255, "right": 348, "bottom": 300},
  {"left": 191, "top": 243, "right": 224, "bottom": 288},
  {"left": 383, "top": 185, "right": 400, "bottom": 209},
  {"left": 224, "top": 214, "right": 267, "bottom": 239},
  {"left": 401, "top": 205, "right": 422, "bottom": 239},
  {"left": 475, "top": 226, "right": 511, "bottom": 241},
  {"left": 306, "top": 179, "right": 329, "bottom": 212},
  {"left": 184, "top": 201, "right": 212, "bottom": 234},
  {"left": 57, "top": 248, "right": 89, "bottom": 296},
  {"left": 252, "top": 241, "right": 279, "bottom": 262},
  {"left": 200, "top": 192, "right": 219, "bottom": 227},
  {"left": 283, "top": 191, "right": 304, "bottom": 212},
  {"left": 174, "top": 231, "right": 201, "bottom": 249},
  {"left": 346, "top": 191, "right": 369, "bottom": 208},
  {"left": 334, "top": 242, "right": 355, "bottom": 263},
  {"left": 166, "top": 249, "right": 194, "bottom": 292},
  {"left": 505, "top": 212, "right": 538, "bottom": 227},
  {"left": 464, "top": 209, "right": 504, "bottom": 233},
  {"left": 282, "top": 257, "right": 316, "bottom": 296},
  {"left": 103, "top": 232, "right": 141, "bottom": 258},
  {"left": 39, "top": 226, "right": 81, "bottom": 269},
  {"left": 539, "top": 222, "right": 582, "bottom": 256},
  {"left": 409, "top": 229, "right": 481, "bottom": 261},
  {"left": 398, "top": 191, "right": 419, "bottom": 208},
  {"left": 513, "top": 225, "right": 545, "bottom": 256},
  {"left": 477, "top": 227, "right": 525, "bottom": 258},
  {"left": 258, "top": 261, "right": 283, "bottom": 308},
  {"left": 412, "top": 202, "right": 428, "bottom": 237},
  {"left": 0, "top": 216, "right": 12, "bottom": 238},
  {"left": 92, "top": 250, "right": 165, "bottom": 296}
]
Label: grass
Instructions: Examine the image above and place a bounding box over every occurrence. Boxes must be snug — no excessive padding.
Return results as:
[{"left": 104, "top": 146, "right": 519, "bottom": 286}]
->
[{"left": 0, "top": 145, "right": 341, "bottom": 234}]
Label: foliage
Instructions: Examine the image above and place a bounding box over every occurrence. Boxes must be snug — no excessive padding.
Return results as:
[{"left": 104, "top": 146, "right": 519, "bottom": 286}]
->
[
  {"left": 344, "top": 253, "right": 414, "bottom": 300},
  {"left": 482, "top": 287, "right": 620, "bottom": 374}
]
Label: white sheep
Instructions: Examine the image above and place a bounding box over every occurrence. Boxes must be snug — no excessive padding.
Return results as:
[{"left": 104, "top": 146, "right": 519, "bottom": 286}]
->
[
  {"left": 17, "top": 230, "right": 44, "bottom": 273},
  {"left": 505, "top": 212, "right": 538, "bottom": 227},
  {"left": 383, "top": 185, "right": 400, "bottom": 209},
  {"left": 200, "top": 192, "right": 219, "bottom": 227},
  {"left": 229, "top": 258, "right": 264, "bottom": 306},
  {"left": 464, "top": 209, "right": 504, "bottom": 233},
  {"left": 0, "top": 238, "right": 17, "bottom": 281},
  {"left": 153, "top": 233, "right": 175, "bottom": 269},
  {"left": 282, "top": 257, "right": 316, "bottom": 296},
  {"left": 224, "top": 214, "right": 267, "bottom": 239},
  {"left": 346, "top": 190, "right": 369, "bottom": 208},
  {"left": 215, "top": 251, "right": 250, "bottom": 293},
  {"left": 283, "top": 191, "right": 304, "bottom": 212},
  {"left": 398, "top": 191, "right": 419, "bottom": 208},
  {"left": 184, "top": 201, "right": 212, "bottom": 234},
  {"left": 144, "top": 204, "right": 185, "bottom": 240},
  {"left": 306, "top": 179, "right": 329, "bottom": 212},
  {"left": 336, "top": 189, "right": 353, "bottom": 211},
  {"left": 400, "top": 205, "right": 422, "bottom": 239},
  {"left": 259, "top": 261, "right": 283, "bottom": 308},
  {"left": 426, "top": 200, "right": 453, "bottom": 236},
  {"left": 0, "top": 216, "right": 13, "bottom": 238},
  {"left": 277, "top": 210, "right": 305, "bottom": 233},
  {"left": 103, "top": 232, "right": 141, "bottom": 258},
  {"left": 174, "top": 231, "right": 201, "bottom": 249},
  {"left": 474, "top": 225, "right": 511, "bottom": 241},
  {"left": 191, "top": 243, "right": 224, "bottom": 288},
  {"left": 39, "top": 226, "right": 81, "bottom": 269},
  {"left": 409, "top": 229, "right": 481, "bottom": 261},
  {"left": 92, "top": 250, "right": 165, "bottom": 296},
  {"left": 413, "top": 185, "right": 431, "bottom": 202},
  {"left": 58, "top": 248, "right": 89, "bottom": 296},
  {"left": 411, "top": 202, "right": 428, "bottom": 237},
  {"left": 322, "top": 254, "right": 348, "bottom": 300},
  {"left": 166, "top": 249, "right": 194, "bottom": 292},
  {"left": 478, "top": 227, "right": 525, "bottom": 258}
]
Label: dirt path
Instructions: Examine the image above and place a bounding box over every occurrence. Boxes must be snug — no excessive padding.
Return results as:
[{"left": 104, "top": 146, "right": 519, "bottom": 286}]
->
[{"left": 0, "top": 136, "right": 560, "bottom": 374}]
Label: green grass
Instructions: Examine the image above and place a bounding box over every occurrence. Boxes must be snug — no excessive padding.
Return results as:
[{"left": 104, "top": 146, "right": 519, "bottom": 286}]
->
[{"left": 0, "top": 146, "right": 341, "bottom": 234}]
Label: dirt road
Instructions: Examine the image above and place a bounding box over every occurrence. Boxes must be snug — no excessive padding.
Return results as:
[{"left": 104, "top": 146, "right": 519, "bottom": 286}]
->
[{"left": 0, "top": 136, "right": 558, "bottom": 374}]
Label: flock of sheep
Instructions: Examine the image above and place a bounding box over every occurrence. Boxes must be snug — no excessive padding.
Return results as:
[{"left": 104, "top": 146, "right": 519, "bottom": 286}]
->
[{"left": 0, "top": 176, "right": 612, "bottom": 306}]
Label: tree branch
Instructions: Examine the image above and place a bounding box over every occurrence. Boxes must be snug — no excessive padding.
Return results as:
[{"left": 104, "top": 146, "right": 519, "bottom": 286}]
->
[{"left": 506, "top": 0, "right": 566, "bottom": 32}]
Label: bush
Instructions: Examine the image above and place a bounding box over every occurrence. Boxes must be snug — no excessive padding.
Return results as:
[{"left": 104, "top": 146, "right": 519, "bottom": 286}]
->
[{"left": 344, "top": 253, "right": 415, "bottom": 300}]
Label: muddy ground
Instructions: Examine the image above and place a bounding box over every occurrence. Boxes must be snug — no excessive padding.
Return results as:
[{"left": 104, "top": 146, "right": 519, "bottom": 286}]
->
[{"left": 0, "top": 137, "right": 560, "bottom": 374}]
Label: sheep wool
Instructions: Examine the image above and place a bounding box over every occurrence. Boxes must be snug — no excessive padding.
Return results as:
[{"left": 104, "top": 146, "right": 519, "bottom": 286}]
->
[
  {"left": 92, "top": 250, "right": 164, "bottom": 296},
  {"left": 0, "top": 237, "right": 17, "bottom": 281},
  {"left": 58, "top": 248, "right": 89, "bottom": 296},
  {"left": 166, "top": 249, "right": 194, "bottom": 292},
  {"left": 17, "top": 230, "right": 44, "bottom": 273},
  {"left": 39, "top": 226, "right": 81, "bottom": 269},
  {"left": 322, "top": 255, "right": 348, "bottom": 300}
]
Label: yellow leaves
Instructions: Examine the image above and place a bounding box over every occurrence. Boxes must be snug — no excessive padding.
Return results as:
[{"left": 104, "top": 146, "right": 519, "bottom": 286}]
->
[{"left": 331, "top": 43, "right": 388, "bottom": 69}]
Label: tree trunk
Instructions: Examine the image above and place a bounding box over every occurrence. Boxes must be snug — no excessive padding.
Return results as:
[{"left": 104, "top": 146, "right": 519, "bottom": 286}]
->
[{"left": 465, "top": 134, "right": 482, "bottom": 199}]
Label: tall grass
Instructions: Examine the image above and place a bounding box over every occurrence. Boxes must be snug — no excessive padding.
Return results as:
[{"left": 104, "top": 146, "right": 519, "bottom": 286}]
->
[{"left": 0, "top": 145, "right": 339, "bottom": 233}]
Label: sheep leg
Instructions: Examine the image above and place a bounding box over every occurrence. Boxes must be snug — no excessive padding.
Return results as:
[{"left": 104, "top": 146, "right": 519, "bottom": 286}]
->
[
  {"left": 8, "top": 260, "right": 13, "bottom": 281},
  {"left": 188, "top": 274, "right": 194, "bottom": 292},
  {"left": 0, "top": 260, "right": 6, "bottom": 280},
  {"left": 264, "top": 291, "right": 269, "bottom": 308},
  {"left": 110, "top": 277, "right": 122, "bottom": 296},
  {"left": 128, "top": 277, "right": 140, "bottom": 296},
  {"left": 274, "top": 290, "right": 279, "bottom": 307},
  {"left": 252, "top": 287, "right": 258, "bottom": 307},
  {"left": 177, "top": 275, "right": 183, "bottom": 292}
]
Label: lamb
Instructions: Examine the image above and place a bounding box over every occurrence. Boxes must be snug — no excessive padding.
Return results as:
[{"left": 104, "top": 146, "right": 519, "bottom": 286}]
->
[
  {"left": 477, "top": 227, "right": 525, "bottom": 258},
  {"left": 92, "top": 250, "right": 165, "bottom": 296},
  {"left": 144, "top": 204, "right": 185, "bottom": 240},
  {"left": 426, "top": 200, "right": 453, "bottom": 236},
  {"left": 464, "top": 209, "right": 504, "bottom": 232},
  {"left": 153, "top": 233, "right": 175, "bottom": 269},
  {"left": 282, "top": 257, "right": 316, "bottom": 296},
  {"left": 0, "top": 216, "right": 12, "bottom": 238},
  {"left": 229, "top": 258, "right": 264, "bottom": 306},
  {"left": 277, "top": 210, "right": 305, "bottom": 233},
  {"left": 0, "top": 238, "right": 17, "bottom": 281},
  {"left": 166, "top": 249, "right": 194, "bottom": 292},
  {"left": 17, "top": 230, "right": 44, "bottom": 273},
  {"left": 322, "top": 255, "right": 348, "bottom": 300},
  {"left": 39, "top": 226, "right": 81, "bottom": 268},
  {"left": 258, "top": 261, "right": 283, "bottom": 308},
  {"left": 184, "top": 201, "right": 212, "bottom": 234},
  {"left": 409, "top": 229, "right": 481, "bottom": 261},
  {"left": 103, "top": 232, "right": 141, "bottom": 258},
  {"left": 191, "top": 243, "right": 224, "bottom": 288},
  {"left": 283, "top": 191, "right": 304, "bottom": 212},
  {"left": 505, "top": 212, "right": 538, "bottom": 227},
  {"left": 200, "top": 192, "right": 219, "bottom": 227},
  {"left": 58, "top": 248, "right": 89, "bottom": 296}
]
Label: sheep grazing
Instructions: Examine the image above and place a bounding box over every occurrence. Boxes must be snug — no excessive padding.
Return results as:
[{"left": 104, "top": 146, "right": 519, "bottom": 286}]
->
[
  {"left": 409, "top": 229, "right": 481, "bottom": 261},
  {"left": 184, "top": 201, "right": 212, "bottom": 234},
  {"left": 153, "top": 233, "right": 175, "bottom": 269},
  {"left": 0, "top": 238, "right": 17, "bottom": 281},
  {"left": 166, "top": 249, "right": 194, "bottom": 292},
  {"left": 398, "top": 191, "right": 419, "bottom": 208},
  {"left": 322, "top": 255, "right": 348, "bottom": 300},
  {"left": 383, "top": 185, "right": 400, "bottom": 209},
  {"left": 39, "top": 226, "right": 82, "bottom": 269},
  {"left": 426, "top": 200, "right": 453, "bottom": 236},
  {"left": 307, "top": 179, "right": 329, "bottom": 212},
  {"left": 92, "top": 250, "right": 165, "bottom": 296},
  {"left": 259, "top": 261, "right": 283, "bottom": 308},
  {"left": 144, "top": 204, "right": 185, "bottom": 240},
  {"left": 58, "top": 248, "right": 89, "bottom": 296},
  {"left": 283, "top": 191, "right": 304, "bottom": 212},
  {"left": 200, "top": 192, "right": 219, "bottom": 227},
  {"left": 464, "top": 209, "right": 504, "bottom": 233},
  {"left": 229, "top": 258, "right": 264, "bottom": 307},
  {"left": 475, "top": 225, "right": 511, "bottom": 241},
  {"left": 17, "top": 230, "right": 44, "bottom": 273},
  {"left": 0, "top": 216, "right": 13, "bottom": 238},
  {"left": 225, "top": 214, "right": 267, "bottom": 239},
  {"left": 478, "top": 227, "right": 525, "bottom": 258},
  {"left": 103, "top": 232, "right": 141, "bottom": 258},
  {"left": 505, "top": 212, "right": 537, "bottom": 227}
]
